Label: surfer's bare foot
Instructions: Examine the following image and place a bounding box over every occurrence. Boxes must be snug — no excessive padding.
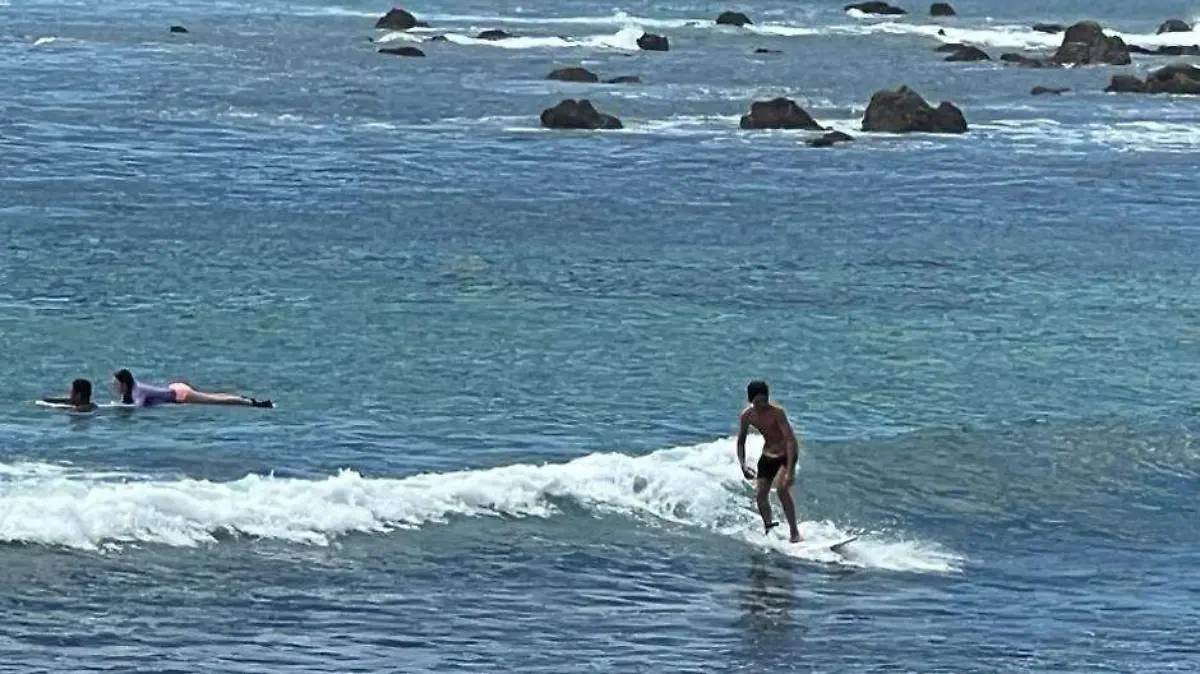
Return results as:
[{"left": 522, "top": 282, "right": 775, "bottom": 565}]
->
[
  {"left": 764, "top": 521, "right": 779, "bottom": 534},
  {"left": 789, "top": 531, "right": 801, "bottom": 543}
]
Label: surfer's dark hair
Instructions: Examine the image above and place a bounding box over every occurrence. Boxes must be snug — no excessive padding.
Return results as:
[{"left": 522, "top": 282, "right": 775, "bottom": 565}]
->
[
  {"left": 747, "top": 380, "right": 769, "bottom": 402},
  {"left": 71, "top": 378, "right": 92, "bottom": 403},
  {"left": 114, "top": 369, "right": 135, "bottom": 404}
]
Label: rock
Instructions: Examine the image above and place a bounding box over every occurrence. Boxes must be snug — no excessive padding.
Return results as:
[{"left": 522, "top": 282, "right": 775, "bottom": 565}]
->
[
  {"left": 169, "top": 25, "right": 188, "bottom": 34},
  {"left": 845, "top": 2, "right": 907, "bottom": 15},
  {"left": 1105, "top": 74, "right": 1148, "bottom": 93},
  {"left": 934, "top": 43, "right": 964, "bottom": 52},
  {"left": 754, "top": 48, "right": 783, "bottom": 54},
  {"left": 637, "top": 32, "right": 669, "bottom": 51},
  {"left": 1053, "top": 21, "right": 1130, "bottom": 65},
  {"left": 944, "top": 45, "right": 990, "bottom": 61},
  {"left": 1127, "top": 44, "right": 1157, "bottom": 55},
  {"left": 540, "top": 99, "right": 623, "bottom": 130},
  {"left": 427, "top": 35, "right": 449, "bottom": 42},
  {"left": 739, "top": 97, "right": 822, "bottom": 130},
  {"left": 1032, "top": 23, "right": 1064, "bottom": 34},
  {"left": 930, "top": 3, "right": 955, "bottom": 17},
  {"left": 808, "top": 131, "right": 854, "bottom": 147},
  {"left": 476, "top": 29, "right": 512, "bottom": 40},
  {"left": 716, "top": 11, "right": 752, "bottom": 26},
  {"left": 378, "top": 46, "right": 426, "bottom": 57},
  {"left": 547, "top": 67, "right": 599, "bottom": 83},
  {"left": 861, "top": 85, "right": 967, "bottom": 134},
  {"left": 1000, "top": 52, "right": 1050, "bottom": 67},
  {"left": 1156, "top": 45, "right": 1200, "bottom": 56},
  {"left": 1106, "top": 62, "right": 1200, "bottom": 95},
  {"left": 375, "top": 8, "right": 419, "bottom": 31},
  {"left": 1031, "top": 85, "right": 1069, "bottom": 95},
  {"left": 1157, "top": 19, "right": 1192, "bottom": 34},
  {"left": 604, "top": 75, "right": 642, "bottom": 84}
]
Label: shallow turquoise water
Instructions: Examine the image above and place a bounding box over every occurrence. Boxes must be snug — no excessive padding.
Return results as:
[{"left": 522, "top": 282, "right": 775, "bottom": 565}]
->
[{"left": 2, "top": 0, "right": 1200, "bottom": 670}]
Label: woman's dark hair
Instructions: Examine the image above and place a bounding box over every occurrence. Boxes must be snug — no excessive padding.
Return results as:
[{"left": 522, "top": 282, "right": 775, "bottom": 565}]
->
[{"left": 114, "top": 369, "right": 135, "bottom": 404}]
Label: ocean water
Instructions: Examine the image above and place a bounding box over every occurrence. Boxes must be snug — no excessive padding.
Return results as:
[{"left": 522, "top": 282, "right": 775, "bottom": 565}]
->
[{"left": 2, "top": 0, "right": 1200, "bottom": 670}]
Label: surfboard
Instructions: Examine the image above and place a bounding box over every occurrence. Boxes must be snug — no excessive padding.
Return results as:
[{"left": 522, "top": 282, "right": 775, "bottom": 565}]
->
[{"left": 35, "top": 400, "right": 135, "bottom": 410}]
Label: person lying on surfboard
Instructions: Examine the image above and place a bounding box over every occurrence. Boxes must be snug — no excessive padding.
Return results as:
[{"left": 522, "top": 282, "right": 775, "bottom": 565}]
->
[
  {"left": 40, "top": 378, "right": 99, "bottom": 412},
  {"left": 112, "top": 369, "right": 274, "bottom": 408},
  {"left": 737, "top": 379, "right": 802, "bottom": 543}
]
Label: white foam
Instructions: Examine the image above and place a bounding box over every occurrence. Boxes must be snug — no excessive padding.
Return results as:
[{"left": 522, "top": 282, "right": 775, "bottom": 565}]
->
[
  {"left": 839, "top": 18, "right": 1200, "bottom": 52},
  {"left": 380, "top": 25, "right": 646, "bottom": 51},
  {"left": 0, "top": 441, "right": 961, "bottom": 573},
  {"left": 420, "top": 10, "right": 702, "bottom": 30},
  {"left": 980, "top": 118, "right": 1200, "bottom": 153}
]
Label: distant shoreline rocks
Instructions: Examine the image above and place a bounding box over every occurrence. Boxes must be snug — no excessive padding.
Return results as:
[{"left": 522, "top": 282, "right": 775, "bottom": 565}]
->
[
  {"left": 715, "top": 11, "right": 752, "bottom": 27},
  {"left": 540, "top": 99, "right": 623, "bottom": 130},
  {"left": 862, "top": 86, "right": 967, "bottom": 134},
  {"left": 375, "top": 7, "right": 429, "bottom": 31},
  {"left": 845, "top": 2, "right": 906, "bottom": 15},
  {"left": 1106, "top": 63, "right": 1200, "bottom": 95},
  {"left": 739, "top": 97, "right": 823, "bottom": 130},
  {"left": 1001, "top": 21, "right": 1131, "bottom": 68}
]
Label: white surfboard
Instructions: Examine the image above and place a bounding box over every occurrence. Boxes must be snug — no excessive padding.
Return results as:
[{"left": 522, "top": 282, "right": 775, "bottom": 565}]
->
[{"left": 35, "top": 400, "right": 136, "bottom": 410}]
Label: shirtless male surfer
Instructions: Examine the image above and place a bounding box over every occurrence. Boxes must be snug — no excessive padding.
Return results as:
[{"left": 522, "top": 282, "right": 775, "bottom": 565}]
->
[{"left": 736, "top": 380, "right": 802, "bottom": 542}]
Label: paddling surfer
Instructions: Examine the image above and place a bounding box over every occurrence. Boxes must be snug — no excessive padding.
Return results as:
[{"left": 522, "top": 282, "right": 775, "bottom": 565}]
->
[
  {"left": 40, "top": 378, "right": 99, "bottom": 412},
  {"left": 736, "top": 380, "right": 801, "bottom": 543},
  {"left": 112, "top": 369, "right": 273, "bottom": 408}
]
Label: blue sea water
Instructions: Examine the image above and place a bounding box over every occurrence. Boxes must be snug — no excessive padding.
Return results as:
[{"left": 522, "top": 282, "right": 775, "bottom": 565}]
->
[{"left": 2, "top": 0, "right": 1200, "bottom": 670}]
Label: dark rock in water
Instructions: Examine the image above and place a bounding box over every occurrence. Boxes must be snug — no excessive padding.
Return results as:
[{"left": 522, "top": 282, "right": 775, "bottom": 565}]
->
[
  {"left": 1155, "top": 45, "right": 1200, "bottom": 56},
  {"left": 862, "top": 85, "right": 967, "bottom": 134},
  {"left": 739, "top": 97, "right": 823, "bottom": 130},
  {"left": 1127, "top": 44, "right": 1157, "bottom": 55},
  {"left": 716, "top": 11, "right": 752, "bottom": 26},
  {"left": 1157, "top": 19, "right": 1192, "bottom": 34},
  {"left": 375, "top": 7, "right": 419, "bottom": 31},
  {"left": 1053, "top": 21, "right": 1130, "bottom": 65},
  {"left": 808, "top": 131, "right": 854, "bottom": 147},
  {"left": 476, "top": 29, "right": 512, "bottom": 40},
  {"left": 604, "top": 75, "right": 642, "bottom": 84},
  {"left": 754, "top": 47, "right": 782, "bottom": 54},
  {"left": 427, "top": 35, "right": 449, "bottom": 42},
  {"left": 547, "top": 67, "right": 599, "bottom": 83},
  {"left": 934, "top": 42, "right": 964, "bottom": 52},
  {"left": 1105, "top": 75, "right": 1147, "bottom": 93},
  {"left": 844, "top": 2, "right": 906, "bottom": 15},
  {"left": 945, "top": 45, "right": 990, "bottom": 61},
  {"left": 1001, "top": 52, "right": 1050, "bottom": 67},
  {"left": 378, "top": 46, "right": 426, "bottom": 57},
  {"left": 930, "top": 3, "right": 956, "bottom": 17},
  {"left": 637, "top": 32, "right": 669, "bottom": 51},
  {"left": 540, "top": 99, "right": 623, "bottom": 130},
  {"left": 1106, "top": 62, "right": 1200, "bottom": 95},
  {"left": 169, "top": 25, "right": 188, "bottom": 34},
  {"left": 1032, "top": 23, "right": 1064, "bottom": 34},
  {"left": 1031, "top": 85, "right": 1069, "bottom": 95}
]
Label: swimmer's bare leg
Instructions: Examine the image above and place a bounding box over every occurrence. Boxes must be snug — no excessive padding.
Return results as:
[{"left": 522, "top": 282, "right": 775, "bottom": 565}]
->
[
  {"left": 186, "top": 391, "right": 272, "bottom": 407},
  {"left": 777, "top": 484, "right": 801, "bottom": 543},
  {"left": 754, "top": 478, "right": 778, "bottom": 533}
]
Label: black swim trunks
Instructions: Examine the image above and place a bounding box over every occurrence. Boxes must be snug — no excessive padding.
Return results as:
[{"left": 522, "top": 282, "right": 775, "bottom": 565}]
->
[{"left": 756, "top": 453, "right": 786, "bottom": 484}]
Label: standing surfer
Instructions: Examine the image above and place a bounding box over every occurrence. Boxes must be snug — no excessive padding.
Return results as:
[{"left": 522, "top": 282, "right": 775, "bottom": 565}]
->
[{"left": 736, "top": 380, "right": 801, "bottom": 543}]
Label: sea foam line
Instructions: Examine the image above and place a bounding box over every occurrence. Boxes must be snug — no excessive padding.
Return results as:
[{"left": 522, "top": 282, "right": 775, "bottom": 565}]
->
[{"left": 0, "top": 438, "right": 961, "bottom": 572}]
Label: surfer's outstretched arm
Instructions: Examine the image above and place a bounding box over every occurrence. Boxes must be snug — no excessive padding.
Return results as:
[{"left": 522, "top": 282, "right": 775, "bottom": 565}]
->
[{"left": 736, "top": 410, "right": 753, "bottom": 479}]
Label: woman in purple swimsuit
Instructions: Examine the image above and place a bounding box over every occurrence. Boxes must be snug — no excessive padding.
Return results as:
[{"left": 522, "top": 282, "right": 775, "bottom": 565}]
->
[{"left": 113, "top": 369, "right": 273, "bottom": 408}]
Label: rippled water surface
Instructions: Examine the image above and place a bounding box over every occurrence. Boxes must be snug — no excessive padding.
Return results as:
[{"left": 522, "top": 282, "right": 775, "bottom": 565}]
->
[{"left": 2, "top": 0, "right": 1199, "bottom": 671}]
